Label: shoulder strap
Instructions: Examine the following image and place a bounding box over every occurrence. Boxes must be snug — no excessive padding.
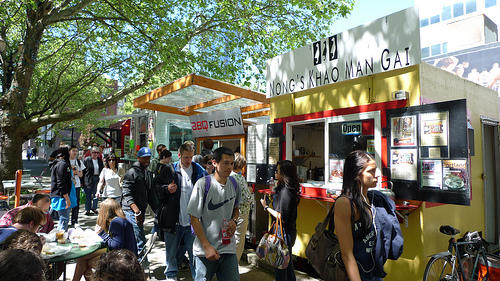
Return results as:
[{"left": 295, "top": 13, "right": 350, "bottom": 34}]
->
[
  {"left": 228, "top": 176, "right": 238, "bottom": 206},
  {"left": 203, "top": 175, "right": 211, "bottom": 206},
  {"left": 328, "top": 196, "right": 355, "bottom": 233}
]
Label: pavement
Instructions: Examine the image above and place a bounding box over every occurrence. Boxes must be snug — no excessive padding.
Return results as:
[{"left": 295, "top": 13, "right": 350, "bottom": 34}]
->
[{"left": 22, "top": 160, "right": 320, "bottom": 280}]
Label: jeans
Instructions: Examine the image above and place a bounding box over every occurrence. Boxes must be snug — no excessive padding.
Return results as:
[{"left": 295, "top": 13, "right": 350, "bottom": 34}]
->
[
  {"left": 235, "top": 212, "right": 250, "bottom": 262},
  {"left": 125, "top": 210, "right": 146, "bottom": 254},
  {"left": 71, "top": 187, "right": 81, "bottom": 224},
  {"left": 275, "top": 229, "right": 297, "bottom": 281},
  {"left": 194, "top": 254, "right": 239, "bottom": 281},
  {"left": 164, "top": 225, "right": 195, "bottom": 279},
  {"left": 57, "top": 207, "right": 71, "bottom": 231},
  {"left": 84, "top": 178, "right": 99, "bottom": 211}
]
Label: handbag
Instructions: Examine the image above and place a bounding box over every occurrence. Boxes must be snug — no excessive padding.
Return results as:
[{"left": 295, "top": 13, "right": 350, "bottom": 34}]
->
[
  {"left": 256, "top": 216, "right": 291, "bottom": 269},
  {"left": 306, "top": 202, "right": 351, "bottom": 281}
]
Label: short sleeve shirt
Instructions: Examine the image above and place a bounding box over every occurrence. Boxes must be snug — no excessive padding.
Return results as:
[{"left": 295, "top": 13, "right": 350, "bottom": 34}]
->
[
  {"left": 230, "top": 172, "right": 253, "bottom": 216},
  {"left": 69, "top": 159, "right": 85, "bottom": 188},
  {"left": 187, "top": 174, "right": 241, "bottom": 256}
]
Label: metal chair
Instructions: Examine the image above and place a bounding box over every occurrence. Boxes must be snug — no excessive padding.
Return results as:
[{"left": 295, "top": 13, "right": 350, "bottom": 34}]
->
[{"left": 138, "top": 231, "right": 158, "bottom": 277}]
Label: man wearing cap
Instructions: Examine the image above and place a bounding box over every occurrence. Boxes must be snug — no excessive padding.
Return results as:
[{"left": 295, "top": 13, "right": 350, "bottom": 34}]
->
[
  {"left": 83, "top": 146, "right": 104, "bottom": 215},
  {"left": 121, "top": 147, "right": 154, "bottom": 253}
]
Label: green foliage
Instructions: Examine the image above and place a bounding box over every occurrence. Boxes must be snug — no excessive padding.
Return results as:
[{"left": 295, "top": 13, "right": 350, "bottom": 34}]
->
[{"left": 0, "top": 0, "right": 354, "bottom": 126}]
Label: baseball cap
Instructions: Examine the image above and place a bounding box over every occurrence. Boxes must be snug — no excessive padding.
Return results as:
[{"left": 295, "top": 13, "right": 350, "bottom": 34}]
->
[{"left": 137, "top": 147, "right": 152, "bottom": 157}]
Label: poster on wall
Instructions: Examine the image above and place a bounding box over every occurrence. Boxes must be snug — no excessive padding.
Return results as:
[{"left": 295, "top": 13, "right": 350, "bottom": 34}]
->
[
  {"left": 391, "top": 115, "right": 417, "bottom": 147},
  {"left": 391, "top": 149, "right": 418, "bottom": 180},
  {"left": 247, "top": 164, "right": 257, "bottom": 183},
  {"left": 421, "top": 160, "right": 442, "bottom": 189},
  {"left": 420, "top": 111, "right": 449, "bottom": 146},
  {"left": 268, "top": 137, "right": 280, "bottom": 165},
  {"left": 329, "top": 159, "right": 344, "bottom": 189},
  {"left": 442, "top": 160, "right": 468, "bottom": 191},
  {"left": 246, "top": 124, "right": 267, "bottom": 164}
]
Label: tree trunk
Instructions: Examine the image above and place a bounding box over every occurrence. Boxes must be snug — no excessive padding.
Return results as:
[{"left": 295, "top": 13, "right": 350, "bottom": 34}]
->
[{"left": 0, "top": 115, "right": 25, "bottom": 183}]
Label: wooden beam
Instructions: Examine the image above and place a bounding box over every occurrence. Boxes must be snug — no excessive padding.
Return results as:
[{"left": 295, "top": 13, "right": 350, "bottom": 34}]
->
[
  {"left": 242, "top": 110, "right": 270, "bottom": 119},
  {"left": 133, "top": 73, "right": 195, "bottom": 107},
  {"left": 183, "top": 95, "right": 241, "bottom": 113},
  {"left": 240, "top": 103, "right": 270, "bottom": 113},
  {"left": 135, "top": 102, "right": 198, "bottom": 116},
  {"left": 193, "top": 75, "right": 268, "bottom": 103}
]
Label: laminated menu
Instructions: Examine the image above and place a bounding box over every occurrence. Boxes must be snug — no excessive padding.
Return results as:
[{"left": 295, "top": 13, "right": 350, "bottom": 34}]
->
[
  {"left": 442, "top": 160, "right": 467, "bottom": 191},
  {"left": 421, "top": 160, "right": 442, "bottom": 189}
]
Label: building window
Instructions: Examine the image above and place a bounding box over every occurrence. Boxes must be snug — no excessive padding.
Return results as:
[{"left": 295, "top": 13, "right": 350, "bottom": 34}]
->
[
  {"left": 453, "top": 2, "right": 464, "bottom": 17},
  {"left": 420, "top": 18, "right": 429, "bottom": 27},
  {"left": 422, "top": 47, "right": 430, "bottom": 58},
  {"left": 442, "top": 42, "right": 448, "bottom": 54},
  {"left": 442, "top": 6, "right": 452, "bottom": 21},
  {"left": 466, "top": 0, "right": 477, "bottom": 13},
  {"left": 430, "top": 15, "right": 441, "bottom": 24},
  {"left": 485, "top": 0, "right": 496, "bottom": 8},
  {"left": 431, "top": 44, "right": 442, "bottom": 56}
]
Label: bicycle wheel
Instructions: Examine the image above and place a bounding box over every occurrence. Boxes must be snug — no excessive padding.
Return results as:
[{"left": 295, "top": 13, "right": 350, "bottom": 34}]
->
[{"left": 423, "top": 256, "right": 459, "bottom": 281}]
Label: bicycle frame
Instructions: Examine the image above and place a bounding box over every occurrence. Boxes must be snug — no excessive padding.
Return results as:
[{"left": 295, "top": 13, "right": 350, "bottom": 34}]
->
[{"left": 428, "top": 237, "right": 490, "bottom": 281}]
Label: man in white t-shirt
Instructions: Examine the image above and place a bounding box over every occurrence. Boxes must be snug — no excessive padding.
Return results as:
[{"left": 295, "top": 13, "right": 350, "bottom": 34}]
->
[
  {"left": 188, "top": 147, "right": 241, "bottom": 281},
  {"left": 69, "top": 145, "right": 85, "bottom": 226}
]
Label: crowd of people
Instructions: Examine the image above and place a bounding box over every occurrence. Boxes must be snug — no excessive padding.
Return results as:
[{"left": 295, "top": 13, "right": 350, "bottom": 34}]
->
[{"left": 0, "top": 137, "right": 400, "bottom": 281}]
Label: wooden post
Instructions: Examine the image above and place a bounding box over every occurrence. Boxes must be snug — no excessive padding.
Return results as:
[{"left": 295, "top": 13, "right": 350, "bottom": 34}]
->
[{"left": 14, "top": 169, "right": 22, "bottom": 208}]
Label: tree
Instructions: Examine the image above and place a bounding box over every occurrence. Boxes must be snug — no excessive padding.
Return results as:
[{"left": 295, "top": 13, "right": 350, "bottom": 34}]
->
[{"left": 0, "top": 0, "right": 353, "bottom": 180}]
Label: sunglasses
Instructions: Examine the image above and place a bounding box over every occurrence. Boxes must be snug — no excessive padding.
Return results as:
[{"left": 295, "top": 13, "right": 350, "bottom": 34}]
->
[{"left": 109, "top": 159, "right": 116, "bottom": 162}]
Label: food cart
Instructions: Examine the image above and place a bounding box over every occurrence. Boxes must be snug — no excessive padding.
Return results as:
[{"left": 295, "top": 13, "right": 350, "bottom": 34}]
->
[{"left": 249, "top": 7, "right": 500, "bottom": 280}]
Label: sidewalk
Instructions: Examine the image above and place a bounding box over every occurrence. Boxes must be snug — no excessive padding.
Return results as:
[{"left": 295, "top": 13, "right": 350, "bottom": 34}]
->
[{"left": 56, "top": 202, "right": 319, "bottom": 280}]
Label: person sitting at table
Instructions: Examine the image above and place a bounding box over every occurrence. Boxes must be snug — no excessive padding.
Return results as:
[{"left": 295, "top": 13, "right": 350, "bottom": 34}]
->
[
  {"left": 0, "top": 229, "right": 43, "bottom": 254},
  {"left": 0, "top": 248, "right": 46, "bottom": 281},
  {"left": 0, "top": 206, "right": 46, "bottom": 243},
  {"left": 72, "top": 198, "right": 137, "bottom": 281},
  {"left": 96, "top": 198, "right": 137, "bottom": 254},
  {"left": 93, "top": 249, "right": 146, "bottom": 281},
  {"left": 0, "top": 193, "right": 54, "bottom": 233}
]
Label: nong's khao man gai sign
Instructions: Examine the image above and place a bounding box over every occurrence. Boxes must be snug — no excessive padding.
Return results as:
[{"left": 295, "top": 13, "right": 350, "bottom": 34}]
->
[
  {"left": 189, "top": 107, "right": 244, "bottom": 138},
  {"left": 266, "top": 7, "right": 421, "bottom": 97}
]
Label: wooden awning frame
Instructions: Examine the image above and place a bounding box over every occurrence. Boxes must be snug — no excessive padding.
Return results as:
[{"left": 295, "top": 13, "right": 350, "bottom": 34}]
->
[{"left": 133, "top": 74, "right": 270, "bottom": 118}]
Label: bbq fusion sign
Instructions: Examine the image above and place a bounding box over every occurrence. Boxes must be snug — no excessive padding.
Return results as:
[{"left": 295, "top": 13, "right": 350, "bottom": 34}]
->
[
  {"left": 189, "top": 107, "right": 244, "bottom": 138},
  {"left": 266, "top": 7, "right": 421, "bottom": 97}
]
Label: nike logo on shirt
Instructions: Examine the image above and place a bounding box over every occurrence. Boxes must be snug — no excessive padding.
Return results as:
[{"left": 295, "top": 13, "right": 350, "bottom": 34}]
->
[{"left": 208, "top": 196, "right": 235, "bottom": 210}]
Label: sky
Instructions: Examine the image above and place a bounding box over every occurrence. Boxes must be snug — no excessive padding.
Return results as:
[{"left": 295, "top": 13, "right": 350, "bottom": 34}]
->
[{"left": 330, "top": 0, "right": 415, "bottom": 34}]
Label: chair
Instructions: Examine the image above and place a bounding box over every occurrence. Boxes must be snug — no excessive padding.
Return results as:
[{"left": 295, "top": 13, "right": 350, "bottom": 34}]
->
[
  {"left": 32, "top": 167, "right": 48, "bottom": 188},
  {"left": 138, "top": 231, "right": 158, "bottom": 278}
]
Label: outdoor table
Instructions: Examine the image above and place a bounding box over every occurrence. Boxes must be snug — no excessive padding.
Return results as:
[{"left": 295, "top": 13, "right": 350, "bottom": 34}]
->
[
  {"left": 1, "top": 180, "right": 39, "bottom": 207},
  {"left": 46, "top": 242, "right": 105, "bottom": 281}
]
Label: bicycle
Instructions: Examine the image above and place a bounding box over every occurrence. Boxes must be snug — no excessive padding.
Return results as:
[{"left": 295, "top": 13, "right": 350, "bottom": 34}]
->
[{"left": 423, "top": 225, "right": 500, "bottom": 281}]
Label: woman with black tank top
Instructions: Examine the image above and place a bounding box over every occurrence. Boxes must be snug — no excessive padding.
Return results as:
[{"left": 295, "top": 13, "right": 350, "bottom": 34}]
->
[
  {"left": 335, "top": 150, "right": 382, "bottom": 281},
  {"left": 260, "top": 160, "right": 300, "bottom": 281}
]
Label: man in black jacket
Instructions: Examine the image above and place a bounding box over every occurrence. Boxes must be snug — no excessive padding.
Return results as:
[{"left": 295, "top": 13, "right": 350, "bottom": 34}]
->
[
  {"left": 82, "top": 146, "right": 104, "bottom": 215},
  {"left": 121, "top": 147, "right": 153, "bottom": 253}
]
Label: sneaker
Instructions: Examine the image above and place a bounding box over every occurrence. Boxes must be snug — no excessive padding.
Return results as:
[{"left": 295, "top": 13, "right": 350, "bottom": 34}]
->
[
  {"left": 178, "top": 262, "right": 190, "bottom": 272},
  {"left": 91, "top": 209, "right": 98, "bottom": 215},
  {"left": 84, "top": 211, "right": 92, "bottom": 216}
]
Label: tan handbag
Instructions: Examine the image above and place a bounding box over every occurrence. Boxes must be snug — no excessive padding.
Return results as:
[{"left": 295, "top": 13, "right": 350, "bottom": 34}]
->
[{"left": 306, "top": 204, "right": 349, "bottom": 281}]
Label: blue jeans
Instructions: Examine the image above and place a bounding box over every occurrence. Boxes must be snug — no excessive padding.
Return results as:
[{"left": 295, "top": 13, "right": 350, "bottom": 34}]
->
[
  {"left": 164, "top": 225, "right": 195, "bottom": 279},
  {"left": 194, "top": 254, "right": 239, "bottom": 281},
  {"left": 275, "top": 230, "right": 297, "bottom": 281},
  {"left": 57, "top": 207, "right": 71, "bottom": 231},
  {"left": 84, "top": 178, "right": 98, "bottom": 211},
  {"left": 125, "top": 210, "right": 146, "bottom": 253}
]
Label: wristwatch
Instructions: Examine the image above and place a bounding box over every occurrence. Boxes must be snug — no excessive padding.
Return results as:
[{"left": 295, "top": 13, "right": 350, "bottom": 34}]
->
[
  {"left": 264, "top": 206, "right": 269, "bottom": 212},
  {"left": 232, "top": 218, "right": 238, "bottom": 224}
]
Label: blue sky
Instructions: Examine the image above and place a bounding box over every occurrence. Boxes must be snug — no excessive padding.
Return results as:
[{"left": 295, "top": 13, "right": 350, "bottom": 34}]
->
[{"left": 330, "top": 0, "right": 415, "bottom": 34}]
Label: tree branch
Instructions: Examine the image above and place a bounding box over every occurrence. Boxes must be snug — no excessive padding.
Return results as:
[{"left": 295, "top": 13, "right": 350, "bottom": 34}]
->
[
  {"left": 21, "top": 60, "right": 165, "bottom": 133},
  {"left": 44, "top": 0, "right": 97, "bottom": 25}
]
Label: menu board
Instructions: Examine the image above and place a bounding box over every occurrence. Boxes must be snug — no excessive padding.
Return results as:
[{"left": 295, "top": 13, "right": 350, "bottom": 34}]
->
[
  {"left": 247, "top": 124, "right": 267, "bottom": 164},
  {"left": 391, "top": 115, "right": 417, "bottom": 147},
  {"left": 268, "top": 137, "right": 280, "bottom": 165},
  {"left": 390, "top": 149, "right": 418, "bottom": 180},
  {"left": 386, "top": 99, "right": 470, "bottom": 205}
]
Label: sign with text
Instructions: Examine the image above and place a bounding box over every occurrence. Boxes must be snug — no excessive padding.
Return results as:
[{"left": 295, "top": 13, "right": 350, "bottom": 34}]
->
[
  {"left": 266, "top": 7, "right": 420, "bottom": 97},
  {"left": 341, "top": 122, "right": 362, "bottom": 135},
  {"left": 189, "top": 107, "right": 244, "bottom": 138}
]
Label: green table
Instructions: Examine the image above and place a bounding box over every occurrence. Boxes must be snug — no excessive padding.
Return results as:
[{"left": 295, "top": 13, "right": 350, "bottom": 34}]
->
[{"left": 46, "top": 243, "right": 104, "bottom": 280}]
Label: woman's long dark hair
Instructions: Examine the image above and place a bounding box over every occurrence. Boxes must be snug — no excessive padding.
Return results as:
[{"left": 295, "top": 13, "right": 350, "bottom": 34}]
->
[
  {"left": 274, "top": 160, "right": 301, "bottom": 202},
  {"left": 341, "top": 150, "right": 374, "bottom": 234}
]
